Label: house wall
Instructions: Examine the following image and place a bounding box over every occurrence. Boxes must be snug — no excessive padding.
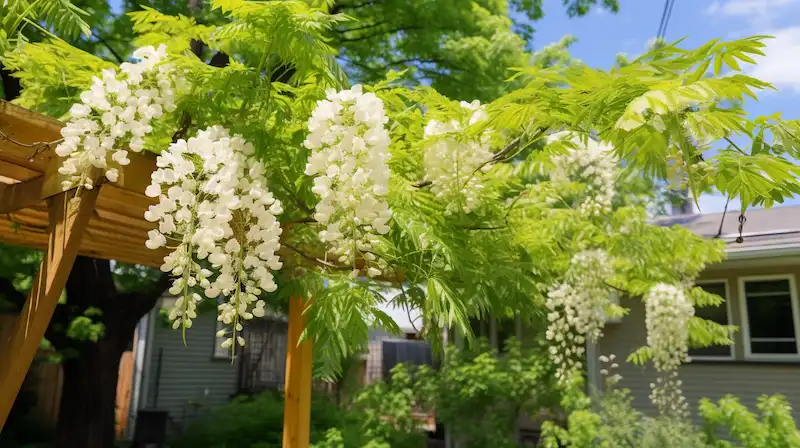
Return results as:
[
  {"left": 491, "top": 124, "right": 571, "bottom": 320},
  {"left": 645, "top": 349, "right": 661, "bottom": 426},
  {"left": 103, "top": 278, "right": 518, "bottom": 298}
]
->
[
  {"left": 140, "top": 310, "right": 240, "bottom": 433},
  {"left": 596, "top": 258, "right": 800, "bottom": 421}
]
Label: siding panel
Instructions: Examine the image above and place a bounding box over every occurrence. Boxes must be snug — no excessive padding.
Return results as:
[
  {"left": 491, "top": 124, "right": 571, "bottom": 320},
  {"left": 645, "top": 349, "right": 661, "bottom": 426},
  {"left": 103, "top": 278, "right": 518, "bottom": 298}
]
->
[
  {"left": 141, "top": 311, "right": 240, "bottom": 433},
  {"left": 599, "top": 285, "right": 800, "bottom": 422}
]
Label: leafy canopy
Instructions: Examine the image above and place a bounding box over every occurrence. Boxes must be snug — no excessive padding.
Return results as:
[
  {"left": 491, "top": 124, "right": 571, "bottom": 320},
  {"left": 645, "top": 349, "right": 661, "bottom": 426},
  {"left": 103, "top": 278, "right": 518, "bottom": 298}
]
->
[{"left": 1, "top": 0, "right": 798, "bottom": 376}]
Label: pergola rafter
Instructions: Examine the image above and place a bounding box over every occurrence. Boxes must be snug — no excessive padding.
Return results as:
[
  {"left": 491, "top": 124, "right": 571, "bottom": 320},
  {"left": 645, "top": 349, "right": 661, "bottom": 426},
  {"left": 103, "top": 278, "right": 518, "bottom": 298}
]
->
[{"left": 0, "top": 101, "right": 313, "bottom": 448}]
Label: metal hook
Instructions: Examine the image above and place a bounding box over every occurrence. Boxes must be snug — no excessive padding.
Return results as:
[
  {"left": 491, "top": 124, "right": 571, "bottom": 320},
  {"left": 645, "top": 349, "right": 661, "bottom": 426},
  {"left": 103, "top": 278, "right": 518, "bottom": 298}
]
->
[{"left": 736, "top": 214, "right": 746, "bottom": 244}]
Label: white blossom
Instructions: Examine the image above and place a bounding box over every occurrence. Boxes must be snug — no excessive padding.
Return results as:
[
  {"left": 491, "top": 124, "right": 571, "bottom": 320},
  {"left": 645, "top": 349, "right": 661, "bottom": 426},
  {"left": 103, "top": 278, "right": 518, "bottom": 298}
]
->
[
  {"left": 645, "top": 283, "right": 694, "bottom": 418},
  {"left": 549, "top": 131, "right": 617, "bottom": 217},
  {"left": 145, "top": 126, "right": 283, "bottom": 353},
  {"left": 422, "top": 100, "right": 493, "bottom": 215},
  {"left": 56, "top": 45, "right": 179, "bottom": 191},
  {"left": 545, "top": 250, "right": 614, "bottom": 383},
  {"left": 304, "top": 85, "right": 392, "bottom": 276},
  {"left": 645, "top": 283, "right": 693, "bottom": 372}
]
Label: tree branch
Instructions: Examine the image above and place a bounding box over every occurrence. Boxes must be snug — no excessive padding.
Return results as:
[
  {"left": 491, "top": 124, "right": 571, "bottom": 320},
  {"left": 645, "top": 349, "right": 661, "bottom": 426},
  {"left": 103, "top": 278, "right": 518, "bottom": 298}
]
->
[
  {"left": 331, "top": 0, "right": 379, "bottom": 14},
  {"left": 283, "top": 242, "right": 349, "bottom": 271},
  {"left": 91, "top": 35, "right": 124, "bottom": 64},
  {"left": 714, "top": 195, "right": 731, "bottom": 239},
  {"left": 336, "top": 21, "right": 388, "bottom": 34},
  {"left": 337, "top": 26, "right": 423, "bottom": 43},
  {"left": 723, "top": 136, "right": 747, "bottom": 155}
]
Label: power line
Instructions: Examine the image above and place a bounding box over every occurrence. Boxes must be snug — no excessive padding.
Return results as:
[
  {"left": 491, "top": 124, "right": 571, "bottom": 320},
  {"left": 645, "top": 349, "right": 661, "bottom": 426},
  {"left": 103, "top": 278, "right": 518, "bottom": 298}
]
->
[{"left": 656, "top": 0, "right": 676, "bottom": 40}]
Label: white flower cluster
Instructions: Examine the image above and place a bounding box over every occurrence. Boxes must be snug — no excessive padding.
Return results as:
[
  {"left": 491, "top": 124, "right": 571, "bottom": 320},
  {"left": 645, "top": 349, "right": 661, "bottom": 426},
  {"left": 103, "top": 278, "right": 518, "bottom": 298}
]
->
[
  {"left": 304, "top": 85, "right": 392, "bottom": 277},
  {"left": 645, "top": 283, "right": 694, "bottom": 418},
  {"left": 649, "top": 371, "right": 689, "bottom": 419},
  {"left": 598, "top": 354, "right": 623, "bottom": 387},
  {"left": 546, "top": 250, "right": 614, "bottom": 383},
  {"left": 422, "top": 100, "right": 493, "bottom": 215},
  {"left": 645, "top": 283, "right": 694, "bottom": 371},
  {"left": 549, "top": 131, "right": 617, "bottom": 217},
  {"left": 144, "top": 126, "right": 283, "bottom": 350},
  {"left": 56, "top": 45, "right": 178, "bottom": 190}
]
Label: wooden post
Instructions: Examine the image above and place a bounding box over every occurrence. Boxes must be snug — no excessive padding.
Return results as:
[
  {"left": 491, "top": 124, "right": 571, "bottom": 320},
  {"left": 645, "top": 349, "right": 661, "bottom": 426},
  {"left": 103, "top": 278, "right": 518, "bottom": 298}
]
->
[
  {"left": 283, "top": 297, "right": 313, "bottom": 448},
  {"left": 0, "top": 188, "right": 100, "bottom": 429}
]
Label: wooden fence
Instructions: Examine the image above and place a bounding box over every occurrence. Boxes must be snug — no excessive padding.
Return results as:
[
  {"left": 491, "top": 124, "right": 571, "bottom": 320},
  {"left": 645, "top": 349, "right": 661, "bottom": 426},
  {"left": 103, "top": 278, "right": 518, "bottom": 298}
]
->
[{"left": 1, "top": 314, "right": 136, "bottom": 437}]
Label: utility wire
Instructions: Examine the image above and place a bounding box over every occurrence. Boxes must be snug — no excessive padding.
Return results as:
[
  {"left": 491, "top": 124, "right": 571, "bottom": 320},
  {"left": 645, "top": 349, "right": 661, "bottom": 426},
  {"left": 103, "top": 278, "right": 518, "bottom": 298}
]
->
[{"left": 656, "top": 0, "right": 676, "bottom": 40}]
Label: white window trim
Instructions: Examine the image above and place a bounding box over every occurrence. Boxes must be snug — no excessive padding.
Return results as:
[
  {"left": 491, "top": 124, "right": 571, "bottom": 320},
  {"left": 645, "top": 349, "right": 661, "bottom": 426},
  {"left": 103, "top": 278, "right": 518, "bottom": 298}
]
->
[
  {"left": 691, "top": 279, "right": 735, "bottom": 361},
  {"left": 738, "top": 274, "right": 800, "bottom": 361},
  {"left": 212, "top": 319, "right": 231, "bottom": 360}
]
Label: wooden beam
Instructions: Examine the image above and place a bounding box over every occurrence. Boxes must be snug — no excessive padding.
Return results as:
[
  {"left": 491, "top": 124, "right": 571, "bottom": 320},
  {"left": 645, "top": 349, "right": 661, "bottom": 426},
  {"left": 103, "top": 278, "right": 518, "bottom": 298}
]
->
[
  {"left": 0, "top": 187, "right": 100, "bottom": 429},
  {"left": 0, "top": 175, "right": 44, "bottom": 213},
  {"left": 283, "top": 297, "right": 313, "bottom": 448}
]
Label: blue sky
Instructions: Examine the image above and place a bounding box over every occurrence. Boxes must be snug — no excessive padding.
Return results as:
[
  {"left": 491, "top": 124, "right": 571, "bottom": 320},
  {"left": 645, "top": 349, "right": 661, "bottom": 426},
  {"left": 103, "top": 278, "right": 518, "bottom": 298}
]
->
[{"left": 530, "top": 0, "right": 800, "bottom": 213}]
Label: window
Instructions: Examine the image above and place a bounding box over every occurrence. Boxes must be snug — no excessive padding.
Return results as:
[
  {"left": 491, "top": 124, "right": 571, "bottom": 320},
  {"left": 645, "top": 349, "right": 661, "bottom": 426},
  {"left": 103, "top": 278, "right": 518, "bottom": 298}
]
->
[
  {"left": 689, "top": 281, "right": 733, "bottom": 359},
  {"left": 740, "top": 276, "right": 800, "bottom": 358},
  {"left": 212, "top": 319, "right": 231, "bottom": 360}
]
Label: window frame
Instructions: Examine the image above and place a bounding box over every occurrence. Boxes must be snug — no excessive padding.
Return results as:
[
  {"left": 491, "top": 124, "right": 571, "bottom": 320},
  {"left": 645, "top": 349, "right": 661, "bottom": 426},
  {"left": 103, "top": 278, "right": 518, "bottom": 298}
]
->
[
  {"left": 738, "top": 274, "right": 800, "bottom": 361},
  {"left": 691, "top": 279, "right": 735, "bottom": 361},
  {"left": 211, "top": 318, "right": 232, "bottom": 361}
]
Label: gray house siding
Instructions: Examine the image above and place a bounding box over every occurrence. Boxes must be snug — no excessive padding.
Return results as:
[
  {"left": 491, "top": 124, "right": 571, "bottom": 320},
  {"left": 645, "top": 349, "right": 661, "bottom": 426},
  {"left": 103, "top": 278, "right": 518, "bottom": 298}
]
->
[
  {"left": 596, "top": 258, "right": 800, "bottom": 421},
  {"left": 140, "top": 309, "right": 240, "bottom": 432}
]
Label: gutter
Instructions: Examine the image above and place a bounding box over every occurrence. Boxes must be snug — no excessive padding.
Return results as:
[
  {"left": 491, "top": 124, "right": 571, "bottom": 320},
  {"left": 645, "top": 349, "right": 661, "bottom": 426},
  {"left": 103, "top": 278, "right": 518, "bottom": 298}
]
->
[{"left": 725, "top": 243, "right": 800, "bottom": 260}]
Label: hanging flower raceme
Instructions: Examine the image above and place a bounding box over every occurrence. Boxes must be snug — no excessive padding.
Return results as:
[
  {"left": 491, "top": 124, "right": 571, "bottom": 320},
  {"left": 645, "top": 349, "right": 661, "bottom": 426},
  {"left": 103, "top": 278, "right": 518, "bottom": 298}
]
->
[
  {"left": 56, "top": 45, "right": 178, "bottom": 190},
  {"left": 549, "top": 131, "right": 617, "bottom": 217},
  {"left": 545, "top": 249, "right": 614, "bottom": 383},
  {"left": 645, "top": 283, "right": 693, "bottom": 371},
  {"left": 645, "top": 283, "right": 694, "bottom": 418},
  {"left": 144, "top": 126, "right": 283, "bottom": 351},
  {"left": 422, "top": 100, "right": 493, "bottom": 215},
  {"left": 304, "top": 85, "right": 392, "bottom": 277}
]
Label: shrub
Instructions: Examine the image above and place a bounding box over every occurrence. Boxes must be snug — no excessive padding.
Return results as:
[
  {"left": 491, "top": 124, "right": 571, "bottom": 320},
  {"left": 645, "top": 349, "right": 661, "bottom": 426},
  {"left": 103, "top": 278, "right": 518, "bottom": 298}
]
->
[
  {"left": 169, "top": 391, "right": 353, "bottom": 448},
  {"left": 700, "top": 394, "right": 800, "bottom": 448},
  {"left": 541, "top": 372, "right": 800, "bottom": 448}
]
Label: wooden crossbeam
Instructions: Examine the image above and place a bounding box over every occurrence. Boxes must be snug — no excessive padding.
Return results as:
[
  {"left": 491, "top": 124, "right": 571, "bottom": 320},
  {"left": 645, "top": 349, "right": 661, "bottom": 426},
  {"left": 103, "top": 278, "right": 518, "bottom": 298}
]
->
[
  {"left": 0, "top": 175, "right": 44, "bottom": 214},
  {"left": 283, "top": 297, "right": 313, "bottom": 448},
  {"left": 0, "top": 187, "right": 100, "bottom": 429}
]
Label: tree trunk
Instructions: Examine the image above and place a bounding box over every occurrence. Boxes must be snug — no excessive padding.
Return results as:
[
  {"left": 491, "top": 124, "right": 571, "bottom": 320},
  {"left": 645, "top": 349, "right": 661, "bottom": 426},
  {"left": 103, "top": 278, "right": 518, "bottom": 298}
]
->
[
  {"left": 47, "top": 257, "right": 168, "bottom": 448},
  {"left": 1, "top": 64, "right": 22, "bottom": 101},
  {"left": 54, "top": 330, "right": 125, "bottom": 448}
]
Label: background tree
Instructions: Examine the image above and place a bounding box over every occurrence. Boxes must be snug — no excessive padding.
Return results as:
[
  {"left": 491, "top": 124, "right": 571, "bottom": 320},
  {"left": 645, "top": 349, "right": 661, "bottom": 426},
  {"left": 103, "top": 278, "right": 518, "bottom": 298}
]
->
[{"left": 328, "top": 0, "right": 618, "bottom": 101}]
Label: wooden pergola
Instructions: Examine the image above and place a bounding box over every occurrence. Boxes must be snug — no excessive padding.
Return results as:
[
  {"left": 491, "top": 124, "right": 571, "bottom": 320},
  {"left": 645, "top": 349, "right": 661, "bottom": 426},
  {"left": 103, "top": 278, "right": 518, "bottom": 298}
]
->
[{"left": 0, "top": 101, "right": 313, "bottom": 447}]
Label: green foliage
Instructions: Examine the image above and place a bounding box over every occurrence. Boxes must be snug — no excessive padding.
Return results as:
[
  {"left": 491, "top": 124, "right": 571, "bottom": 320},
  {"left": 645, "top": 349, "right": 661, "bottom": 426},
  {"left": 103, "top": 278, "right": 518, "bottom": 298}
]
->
[
  {"left": 353, "top": 338, "right": 557, "bottom": 448},
  {"left": 65, "top": 306, "right": 104, "bottom": 342},
  {"left": 3, "top": 38, "right": 116, "bottom": 116},
  {"left": 2, "top": 1, "right": 796, "bottom": 379},
  {"left": 493, "top": 35, "right": 800, "bottom": 210},
  {"left": 169, "top": 390, "right": 420, "bottom": 448},
  {"left": 171, "top": 392, "right": 353, "bottom": 448},
  {"left": 349, "top": 363, "right": 427, "bottom": 448},
  {"left": 542, "top": 372, "right": 800, "bottom": 448},
  {"left": 1, "top": 0, "right": 91, "bottom": 39},
  {"left": 700, "top": 395, "right": 800, "bottom": 448}
]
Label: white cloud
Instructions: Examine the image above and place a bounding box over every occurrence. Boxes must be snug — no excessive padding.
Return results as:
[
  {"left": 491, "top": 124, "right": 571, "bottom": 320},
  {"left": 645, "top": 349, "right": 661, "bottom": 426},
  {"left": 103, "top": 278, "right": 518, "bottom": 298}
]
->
[
  {"left": 747, "top": 26, "right": 800, "bottom": 92},
  {"left": 707, "top": 0, "right": 798, "bottom": 26}
]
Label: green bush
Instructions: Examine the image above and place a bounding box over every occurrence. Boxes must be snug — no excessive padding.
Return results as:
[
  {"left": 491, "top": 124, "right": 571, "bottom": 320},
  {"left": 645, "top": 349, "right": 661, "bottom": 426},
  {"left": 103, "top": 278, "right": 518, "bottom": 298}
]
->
[
  {"left": 541, "top": 374, "right": 800, "bottom": 448},
  {"left": 169, "top": 389, "right": 422, "bottom": 448},
  {"left": 700, "top": 394, "right": 800, "bottom": 448},
  {"left": 169, "top": 391, "right": 354, "bottom": 448}
]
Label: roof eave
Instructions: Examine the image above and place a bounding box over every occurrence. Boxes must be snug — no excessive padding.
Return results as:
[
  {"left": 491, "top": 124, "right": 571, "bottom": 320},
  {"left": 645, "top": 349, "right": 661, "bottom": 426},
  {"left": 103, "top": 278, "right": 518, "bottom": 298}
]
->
[{"left": 725, "top": 244, "right": 800, "bottom": 260}]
